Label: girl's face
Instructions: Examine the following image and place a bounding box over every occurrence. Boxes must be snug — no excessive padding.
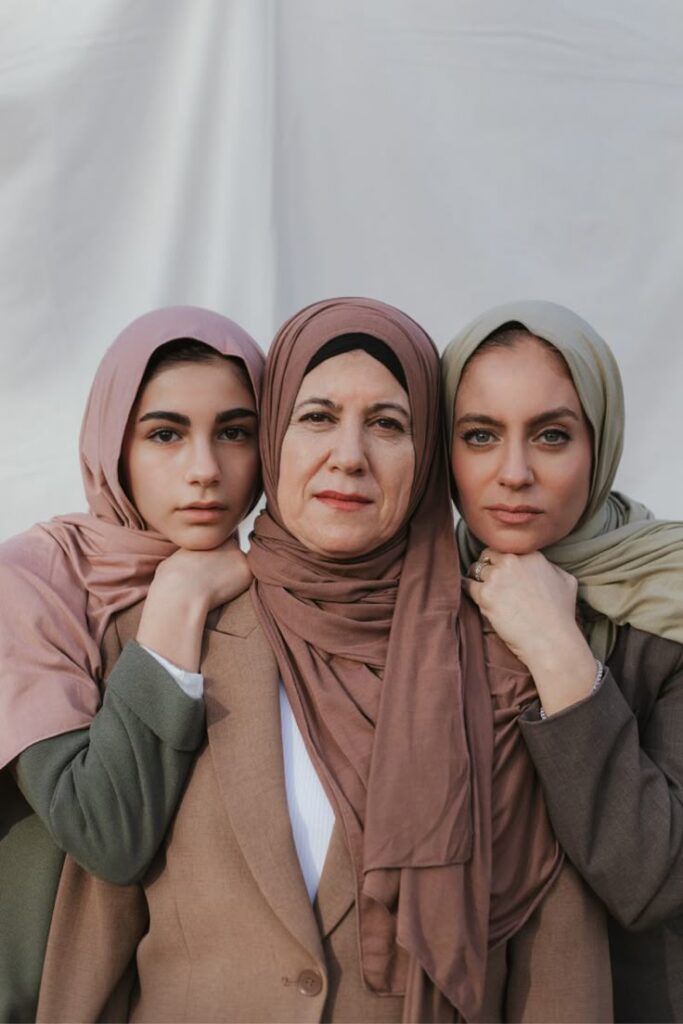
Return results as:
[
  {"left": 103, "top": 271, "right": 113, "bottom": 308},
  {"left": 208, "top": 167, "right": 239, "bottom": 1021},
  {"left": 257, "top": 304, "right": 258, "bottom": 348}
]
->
[
  {"left": 121, "top": 357, "right": 259, "bottom": 549},
  {"left": 277, "top": 349, "right": 415, "bottom": 557},
  {"left": 451, "top": 336, "right": 592, "bottom": 554}
]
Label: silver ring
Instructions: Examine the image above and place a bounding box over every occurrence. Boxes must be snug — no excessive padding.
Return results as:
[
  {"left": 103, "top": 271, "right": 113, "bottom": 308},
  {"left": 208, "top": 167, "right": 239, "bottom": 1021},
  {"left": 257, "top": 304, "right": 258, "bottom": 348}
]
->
[{"left": 471, "top": 555, "right": 491, "bottom": 583}]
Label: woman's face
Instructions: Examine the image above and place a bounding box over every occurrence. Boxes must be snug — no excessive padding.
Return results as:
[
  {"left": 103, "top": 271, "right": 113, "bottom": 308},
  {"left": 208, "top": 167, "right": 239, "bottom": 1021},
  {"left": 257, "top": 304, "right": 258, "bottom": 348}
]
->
[
  {"left": 451, "top": 336, "right": 592, "bottom": 554},
  {"left": 121, "top": 357, "right": 259, "bottom": 549},
  {"left": 277, "top": 349, "right": 415, "bottom": 557}
]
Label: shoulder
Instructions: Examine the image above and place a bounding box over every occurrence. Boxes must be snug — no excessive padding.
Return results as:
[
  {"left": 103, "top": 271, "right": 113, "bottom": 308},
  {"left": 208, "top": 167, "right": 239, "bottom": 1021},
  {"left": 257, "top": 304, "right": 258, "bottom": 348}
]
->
[
  {"left": 0, "top": 526, "right": 86, "bottom": 623},
  {"left": 607, "top": 623, "right": 683, "bottom": 718},
  {"left": 211, "top": 590, "right": 260, "bottom": 638},
  {"left": 107, "top": 589, "right": 260, "bottom": 650},
  {"left": 610, "top": 623, "right": 683, "bottom": 677},
  {"left": 0, "top": 525, "right": 63, "bottom": 579}
]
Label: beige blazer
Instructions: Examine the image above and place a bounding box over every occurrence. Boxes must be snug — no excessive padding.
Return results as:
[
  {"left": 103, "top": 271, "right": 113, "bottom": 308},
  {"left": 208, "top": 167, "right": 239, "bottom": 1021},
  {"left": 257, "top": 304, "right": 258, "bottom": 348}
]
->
[{"left": 38, "top": 592, "right": 611, "bottom": 1023}]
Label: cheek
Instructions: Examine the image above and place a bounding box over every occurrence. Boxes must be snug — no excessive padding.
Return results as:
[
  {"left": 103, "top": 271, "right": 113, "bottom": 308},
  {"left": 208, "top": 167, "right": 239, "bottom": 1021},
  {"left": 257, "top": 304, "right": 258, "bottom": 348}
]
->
[
  {"left": 122, "top": 447, "right": 160, "bottom": 519},
  {"left": 383, "top": 445, "right": 416, "bottom": 521},
  {"left": 276, "top": 436, "right": 305, "bottom": 523},
  {"left": 558, "top": 452, "right": 592, "bottom": 516},
  {"left": 451, "top": 447, "right": 484, "bottom": 511},
  {"left": 225, "top": 448, "right": 260, "bottom": 499}
]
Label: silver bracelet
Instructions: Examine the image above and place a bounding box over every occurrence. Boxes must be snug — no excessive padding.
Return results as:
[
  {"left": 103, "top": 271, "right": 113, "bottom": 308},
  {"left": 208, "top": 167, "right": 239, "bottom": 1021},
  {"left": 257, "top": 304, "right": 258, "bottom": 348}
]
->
[{"left": 539, "top": 659, "right": 604, "bottom": 721}]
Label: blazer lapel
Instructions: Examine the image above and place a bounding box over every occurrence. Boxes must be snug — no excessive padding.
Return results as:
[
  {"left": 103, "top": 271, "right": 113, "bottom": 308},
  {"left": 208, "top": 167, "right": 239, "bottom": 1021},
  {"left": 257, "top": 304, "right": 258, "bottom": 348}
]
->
[
  {"left": 201, "top": 593, "right": 325, "bottom": 965},
  {"left": 314, "top": 820, "right": 356, "bottom": 939}
]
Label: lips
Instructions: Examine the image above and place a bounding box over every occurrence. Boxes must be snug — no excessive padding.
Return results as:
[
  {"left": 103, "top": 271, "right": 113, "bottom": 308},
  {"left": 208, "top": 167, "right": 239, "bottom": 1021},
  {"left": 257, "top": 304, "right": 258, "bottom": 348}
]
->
[
  {"left": 177, "top": 502, "right": 227, "bottom": 523},
  {"left": 180, "top": 502, "right": 226, "bottom": 510},
  {"left": 314, "top": 490, "right": 373, "bottom": 511},
  {"left": 485, "top": 504, "right": 543, "bottom": 526}
]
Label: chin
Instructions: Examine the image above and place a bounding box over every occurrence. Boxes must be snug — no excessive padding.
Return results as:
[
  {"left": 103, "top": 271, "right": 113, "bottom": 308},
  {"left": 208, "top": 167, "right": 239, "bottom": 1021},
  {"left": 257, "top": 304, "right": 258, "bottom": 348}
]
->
[
  {"left": 172, "top": 528, "right": 236, "bottom": 551},
  {"left": 476, "top": 528, "right": 543, "bottom": 556},
  {"left": 307, "top": 530, "right": 378, "bottom": 559}
]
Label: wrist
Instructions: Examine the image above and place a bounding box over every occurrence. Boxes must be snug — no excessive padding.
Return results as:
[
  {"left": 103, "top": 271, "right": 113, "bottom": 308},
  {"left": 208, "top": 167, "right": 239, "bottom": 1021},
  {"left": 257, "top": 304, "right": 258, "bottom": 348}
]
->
[
  {"left": 526, "top": 624, "right": 598, "bottom": 716},
  {"left": 137, "top": 590, "right": 209, "bottom": 673}
]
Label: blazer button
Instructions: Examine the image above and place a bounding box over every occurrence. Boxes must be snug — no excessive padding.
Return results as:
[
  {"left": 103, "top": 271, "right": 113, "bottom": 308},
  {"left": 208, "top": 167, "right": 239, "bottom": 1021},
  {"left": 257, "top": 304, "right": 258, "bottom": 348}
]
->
[{"left": 297, "top": 968, "right": 323, "bottom": 997}]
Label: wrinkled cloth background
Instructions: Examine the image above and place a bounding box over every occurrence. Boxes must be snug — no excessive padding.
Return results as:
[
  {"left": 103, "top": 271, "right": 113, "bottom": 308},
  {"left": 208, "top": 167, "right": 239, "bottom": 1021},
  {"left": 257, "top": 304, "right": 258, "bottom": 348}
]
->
[{"left": 2, "top": 0, "right": 682, "bottom": 540}]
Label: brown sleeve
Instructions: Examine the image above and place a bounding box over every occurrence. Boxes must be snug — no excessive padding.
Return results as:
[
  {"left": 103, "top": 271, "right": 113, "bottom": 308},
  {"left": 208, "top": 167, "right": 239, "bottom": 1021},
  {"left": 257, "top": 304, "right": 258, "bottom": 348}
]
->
[{"left": 519, "top": 634, "right": 683, "bottom": 930}]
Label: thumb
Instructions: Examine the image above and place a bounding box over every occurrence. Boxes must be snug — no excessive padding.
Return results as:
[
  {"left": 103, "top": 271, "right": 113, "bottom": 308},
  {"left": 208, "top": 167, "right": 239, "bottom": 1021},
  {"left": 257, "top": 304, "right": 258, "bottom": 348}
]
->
[{"left": 462, "top": 578, "right": 483, "bottom": 608}]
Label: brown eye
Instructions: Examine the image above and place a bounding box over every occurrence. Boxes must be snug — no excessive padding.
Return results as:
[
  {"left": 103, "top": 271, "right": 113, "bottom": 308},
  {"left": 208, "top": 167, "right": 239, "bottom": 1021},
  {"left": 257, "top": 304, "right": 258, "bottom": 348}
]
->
[
  {"left": 148, "top": 428, "right": 181, "bottom": 443},
  {"left": 373, "top": 417, "right": 404, "bottom": 432},
  {"left": 219, "top": 426, "right": 251, "bottom": 441}
]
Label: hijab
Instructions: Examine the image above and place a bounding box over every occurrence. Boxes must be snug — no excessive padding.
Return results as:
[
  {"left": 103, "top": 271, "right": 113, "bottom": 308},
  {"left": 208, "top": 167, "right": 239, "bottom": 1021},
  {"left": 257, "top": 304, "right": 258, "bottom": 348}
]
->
[
  {"left": 442, "top": 299, "right": 683, "bottom": 661},
  {"left": 0, "top": 306, "right": 264, "bottom": 769},
  {"left": 248, "top": 296, "right": 496, "bottom": 1020}
]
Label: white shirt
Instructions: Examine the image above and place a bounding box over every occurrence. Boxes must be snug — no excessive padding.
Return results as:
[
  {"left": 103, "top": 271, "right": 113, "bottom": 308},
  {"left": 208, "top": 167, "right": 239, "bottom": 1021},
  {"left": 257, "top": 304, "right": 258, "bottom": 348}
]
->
[{"left": 143, "top": 645, "right": 334, "bottom": 900}]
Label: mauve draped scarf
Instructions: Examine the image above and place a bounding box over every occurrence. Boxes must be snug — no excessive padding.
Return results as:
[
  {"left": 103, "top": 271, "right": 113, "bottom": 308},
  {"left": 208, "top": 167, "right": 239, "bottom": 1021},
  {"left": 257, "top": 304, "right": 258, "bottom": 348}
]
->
[
  {"left": 0, "top": 307, "right": 264, "bottom": 768},
  {"left": 248, "top": 297, "right": 493, "bottom": 1020}
]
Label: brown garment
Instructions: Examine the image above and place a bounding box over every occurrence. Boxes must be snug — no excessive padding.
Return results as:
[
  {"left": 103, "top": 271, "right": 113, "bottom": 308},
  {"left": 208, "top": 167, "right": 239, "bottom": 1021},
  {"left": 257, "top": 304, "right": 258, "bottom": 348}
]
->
[
  {"left": 247, "top": 297, "right": 566, "bottom": 1018},
  {"left": 38, "top": 595, "right": 611, "bottom": 1024},
  {"left": 520, "top": 623, "right": 683, "bottom": 1022},
  {"left": 0, "top": 306, "right": 263, "bottom": 770}
]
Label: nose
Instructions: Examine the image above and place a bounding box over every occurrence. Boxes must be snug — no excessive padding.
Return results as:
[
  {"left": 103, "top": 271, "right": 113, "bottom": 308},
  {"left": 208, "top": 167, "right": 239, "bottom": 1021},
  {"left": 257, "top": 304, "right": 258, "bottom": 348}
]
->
[
  {"left": 328, "top": 420, "right": 367, "bottom": 474},
  {"left": 185, "top": 439, "right": 221, "bottom": 487},
  {"left": 497, "top": 440, "right": 534, "bottom": 489}
]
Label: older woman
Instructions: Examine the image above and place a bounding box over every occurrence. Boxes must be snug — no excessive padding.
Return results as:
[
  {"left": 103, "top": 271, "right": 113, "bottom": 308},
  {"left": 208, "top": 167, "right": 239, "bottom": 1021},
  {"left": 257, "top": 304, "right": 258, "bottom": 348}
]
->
[
  {"left": 39, "top": 298, "right": 608, "bottom": 1023},
  {"left": 442, "top": 300, "right": 683, "bottom": 1022}
]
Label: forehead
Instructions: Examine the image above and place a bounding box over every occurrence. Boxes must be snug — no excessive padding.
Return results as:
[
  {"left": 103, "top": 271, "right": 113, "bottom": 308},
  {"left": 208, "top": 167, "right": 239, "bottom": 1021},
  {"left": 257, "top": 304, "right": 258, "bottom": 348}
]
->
[
  {"left": 456, "top": 337, "right": 581, "bottom": 416},
  {"left": 138, "top": 357, "right": 255, "bottom": 407},
  {"left": 296, "top": 349, "right": 409, "bottom": 403}
]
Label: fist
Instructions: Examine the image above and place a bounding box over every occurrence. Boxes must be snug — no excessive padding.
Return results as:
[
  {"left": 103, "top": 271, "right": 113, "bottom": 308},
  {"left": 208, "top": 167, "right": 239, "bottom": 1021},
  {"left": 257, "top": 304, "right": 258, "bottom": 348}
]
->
[{"left": 464, "top": 549, "right": 579, "bottom": 670}]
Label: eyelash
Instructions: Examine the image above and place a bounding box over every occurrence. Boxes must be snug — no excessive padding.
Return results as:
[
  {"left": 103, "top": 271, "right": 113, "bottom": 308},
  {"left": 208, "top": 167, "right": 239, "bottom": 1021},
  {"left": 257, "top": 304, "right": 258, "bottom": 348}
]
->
[
  {"left": 298, "top": 411, "right": 406, "bottom": 433},
  {"left": 147, "top": 426, "right": 252, "bottom": 444},
  {"left": 461, "top": 427, "right": 571, "bottom": 447}
]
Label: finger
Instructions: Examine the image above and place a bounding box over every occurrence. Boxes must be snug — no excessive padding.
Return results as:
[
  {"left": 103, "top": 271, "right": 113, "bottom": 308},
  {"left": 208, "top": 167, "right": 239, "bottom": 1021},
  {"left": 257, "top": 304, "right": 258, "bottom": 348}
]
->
[
  {"left": 462, "top": 578, "right": 483, "bottom": 606},
  {"left": 467, "top": 558, "right": 492, "bottom": 583}
]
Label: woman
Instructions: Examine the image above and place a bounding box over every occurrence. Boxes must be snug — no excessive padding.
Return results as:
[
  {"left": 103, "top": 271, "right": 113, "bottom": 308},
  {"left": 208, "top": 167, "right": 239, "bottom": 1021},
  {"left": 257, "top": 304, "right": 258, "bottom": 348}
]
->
[
  {"left": 0, "top": 306, "right": 264, "bottom": 1022},
  {"left": 442, "top": 299, "right": 683, "bottom": 1022},
  {"left": 39, "top": 297, "right": 608, "bottom": 1024}
]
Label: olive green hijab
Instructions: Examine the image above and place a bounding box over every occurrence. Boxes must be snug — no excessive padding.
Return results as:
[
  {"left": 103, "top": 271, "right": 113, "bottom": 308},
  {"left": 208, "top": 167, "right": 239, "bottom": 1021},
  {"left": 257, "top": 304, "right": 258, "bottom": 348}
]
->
[{"left": 442, "top": 299, "right": 683, "bottom": 661}]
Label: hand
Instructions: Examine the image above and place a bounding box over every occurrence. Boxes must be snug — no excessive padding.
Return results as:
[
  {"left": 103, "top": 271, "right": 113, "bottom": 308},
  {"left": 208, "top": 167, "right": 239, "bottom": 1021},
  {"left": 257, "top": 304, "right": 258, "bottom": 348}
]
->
[
  {"left": 137, "top": 538, "right": 253, "bottom": 672},
  {"left": 464, "top": 549, "right": 597, "bottom": 716},
  {"left": 149, "top": 538, "right": 252, "bottom": 615}
]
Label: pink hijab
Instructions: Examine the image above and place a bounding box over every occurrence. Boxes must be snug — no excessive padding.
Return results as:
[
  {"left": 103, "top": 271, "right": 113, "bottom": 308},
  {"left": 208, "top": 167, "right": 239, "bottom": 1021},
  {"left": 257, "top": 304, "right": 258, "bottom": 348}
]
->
[{"left": 0, "top": 306, "right": 264, "bottom": 769}]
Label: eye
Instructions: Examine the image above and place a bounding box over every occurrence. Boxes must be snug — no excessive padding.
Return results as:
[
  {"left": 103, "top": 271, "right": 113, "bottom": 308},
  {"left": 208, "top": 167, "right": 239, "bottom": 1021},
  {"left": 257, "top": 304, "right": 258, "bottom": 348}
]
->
[
  {"left": 372, "top": 416, "right": 405, "bottom": 433},
  {"left": 299, "top": 411, "right": 335, "bottom": 426},
  {"left": 218, "top": 425, "right": 253, "bottom": 442},
  {"left": 537, "top": 428, "right": 571, "bottom": 446},
  {"left": 462, "top": 428, "right": 496, "bottom": 446},
  {"left": 148, "top": 427, "right": 181, "bottom": 444}
]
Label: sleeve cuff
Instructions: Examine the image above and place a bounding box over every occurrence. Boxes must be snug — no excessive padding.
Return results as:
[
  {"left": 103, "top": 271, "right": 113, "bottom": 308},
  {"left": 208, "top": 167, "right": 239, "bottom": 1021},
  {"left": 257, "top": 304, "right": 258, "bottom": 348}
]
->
[
  {"left": 139, "top": 644, "right": 204, "bottom": 700},
  {"left": 106, "top": 641, "right": 205, "bottom": 751}
]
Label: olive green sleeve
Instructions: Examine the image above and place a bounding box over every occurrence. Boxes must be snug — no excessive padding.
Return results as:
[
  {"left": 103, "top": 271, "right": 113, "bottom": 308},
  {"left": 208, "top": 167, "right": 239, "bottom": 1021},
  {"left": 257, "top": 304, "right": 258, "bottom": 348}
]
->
[{"left": 14, "top": 641, "right": 205, "bottom": 885}]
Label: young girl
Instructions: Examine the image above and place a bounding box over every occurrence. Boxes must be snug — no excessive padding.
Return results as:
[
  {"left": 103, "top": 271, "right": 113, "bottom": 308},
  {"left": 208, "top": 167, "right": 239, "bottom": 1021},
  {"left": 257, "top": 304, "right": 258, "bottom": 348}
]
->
[
  {"left": 442, "top": 299, "right": 683, "bottom": 1022},
  {"left": 0, "top": 306, "right": 264, "bottom": 1022}
]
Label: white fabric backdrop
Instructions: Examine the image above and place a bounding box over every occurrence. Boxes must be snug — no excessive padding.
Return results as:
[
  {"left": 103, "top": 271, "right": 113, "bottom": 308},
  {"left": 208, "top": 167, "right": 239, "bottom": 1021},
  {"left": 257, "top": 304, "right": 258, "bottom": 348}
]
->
[{"left": 2, "top": 0, "right": 682, "bottom": 541}]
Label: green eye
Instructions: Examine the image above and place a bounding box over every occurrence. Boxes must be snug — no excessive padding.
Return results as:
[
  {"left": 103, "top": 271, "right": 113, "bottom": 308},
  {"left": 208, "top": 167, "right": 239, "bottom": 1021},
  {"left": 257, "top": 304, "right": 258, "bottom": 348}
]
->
[
  {"left": 462, "top": 429, "right": 494, "bottom": 445},
  {"left": 539, "top": 429, "right": 570, "bottom": 445}
]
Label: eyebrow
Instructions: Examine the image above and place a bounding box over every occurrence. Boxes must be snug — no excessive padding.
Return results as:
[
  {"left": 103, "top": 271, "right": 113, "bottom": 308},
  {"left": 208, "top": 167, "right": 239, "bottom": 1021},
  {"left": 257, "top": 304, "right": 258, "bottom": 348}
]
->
[
  {"left": 455, "top": 406, "right": 581, "bottom": 430},
  {"left": 293, "top": 397, "right": 411, "bottom": 418},
  {"left": 138, "top": 408, "right": 257, "bottom": 426}
]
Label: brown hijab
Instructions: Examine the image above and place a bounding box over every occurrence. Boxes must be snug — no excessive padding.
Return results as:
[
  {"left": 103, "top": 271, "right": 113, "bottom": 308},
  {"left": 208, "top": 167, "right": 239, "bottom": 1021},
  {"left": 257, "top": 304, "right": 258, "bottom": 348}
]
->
[
  {"left": 248, "top": 297, "right": 493, "bottom": 1020},
  {"left": 0, "top": 306, "right": 264, "bottom": 769}
]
